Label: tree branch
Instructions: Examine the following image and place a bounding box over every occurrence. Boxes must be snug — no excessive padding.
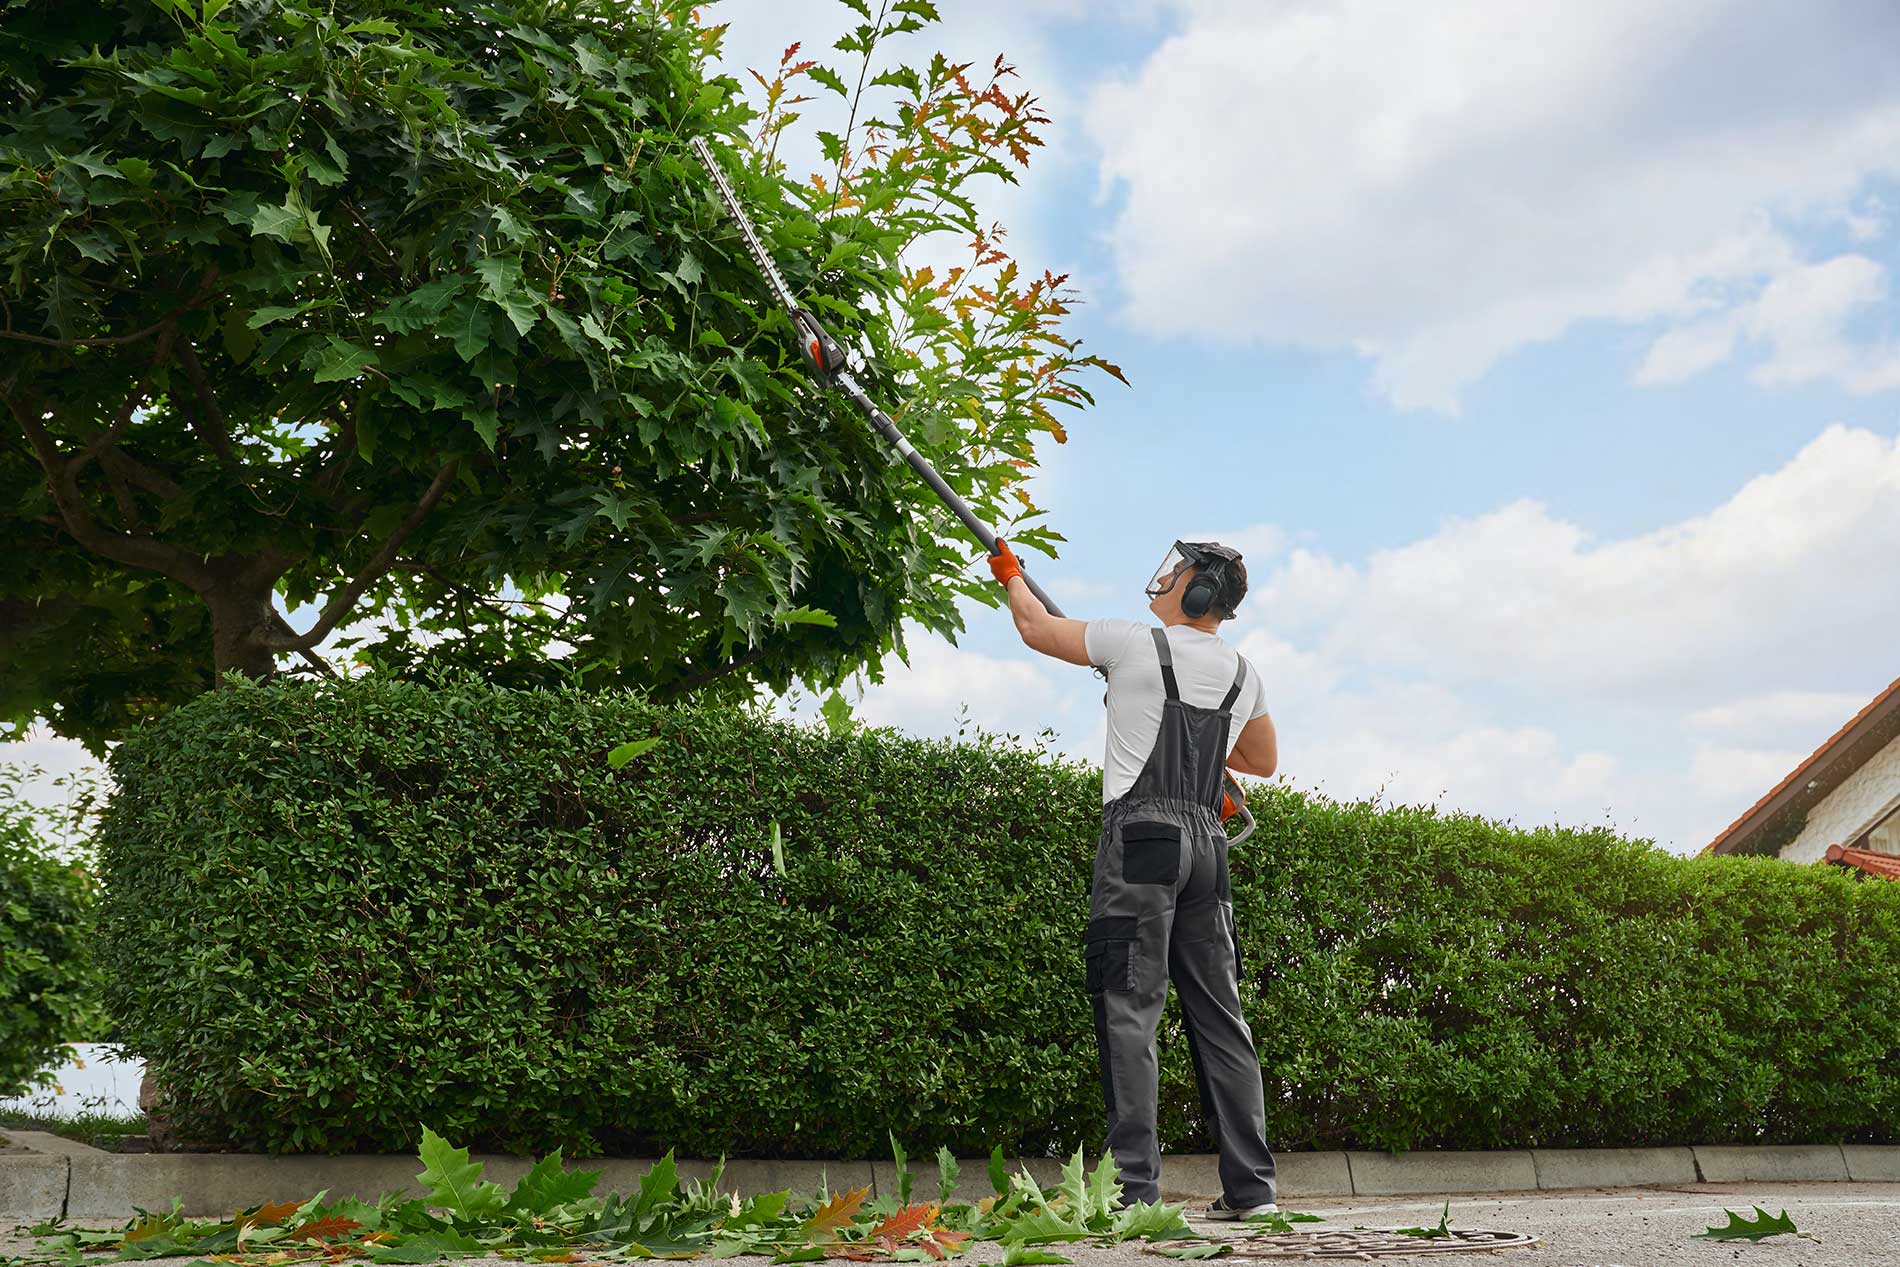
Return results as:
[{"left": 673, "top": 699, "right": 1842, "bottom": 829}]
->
[
  {"left": 667, "top": 645, "right": 770, "bottom": 696},
  {"left": 266, "top": 459, "right": 461, "bottom": 652},
  {"left": 0, "top": 275, "right": 219, "bottom": 349},
  {"left": 174, "top": 341, "right": 239, "bottom": 465},
  {"left": 5, "top": 391, "right": 212, "bottom": 590},
  {"left": 271, "top": 611, "right": 339, "bottom": 678},
  {"left": 71, "top": 372, "right": 155, "bottom": 478},
  {"left": 315, "top": 409, "right": 359, "bottom": 497},
  {"left": 392, "top": 559, "right": 570, "bottom": 634},
  {"left": 98, "top": 459, "right": 143, "bottom": 532},
  {"left": 97, "top": 446, "right": 182, "bottom": 501}
]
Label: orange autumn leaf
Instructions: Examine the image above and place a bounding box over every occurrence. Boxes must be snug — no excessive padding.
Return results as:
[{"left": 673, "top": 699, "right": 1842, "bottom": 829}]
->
[
  {"left": 124, "top": 1217, "right": 173, "bottom": 1243},
  {"left": 243, "top": 1200, "right": 308, "bottom": 1227},
  {"left": 286, "top": 1215, "right": 362, "bottom": 1242},
  {"left": 802, "top": 1185, "right": 870, "bottom": 1239},
  {"left": 869, "top": 1203, "right": 939, "bottom": 1244}
]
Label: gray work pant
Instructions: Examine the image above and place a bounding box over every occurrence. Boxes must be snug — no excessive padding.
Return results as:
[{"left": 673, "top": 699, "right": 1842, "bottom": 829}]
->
[{"left": 1086, "top": 799, "right": 1277, "bottom": 1206}]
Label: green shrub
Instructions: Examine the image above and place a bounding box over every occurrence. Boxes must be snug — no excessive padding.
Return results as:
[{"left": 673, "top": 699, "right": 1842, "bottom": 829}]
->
[
  {"left": 95, "top": 677, "right": 1900, "bottom": 1156},
  {"left": 0, "top": 767, "right": 101, "bottom": 1099}
]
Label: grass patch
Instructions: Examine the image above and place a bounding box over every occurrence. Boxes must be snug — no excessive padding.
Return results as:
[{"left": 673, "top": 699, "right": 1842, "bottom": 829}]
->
[{"left": 0, "top": 1108, "right": 147, "bottom": 1149}]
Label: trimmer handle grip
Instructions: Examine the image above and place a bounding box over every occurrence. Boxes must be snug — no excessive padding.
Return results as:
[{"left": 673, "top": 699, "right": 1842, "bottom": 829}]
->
[{"left": 1221, "top": 772, "right": 1256, "bottom": 846}]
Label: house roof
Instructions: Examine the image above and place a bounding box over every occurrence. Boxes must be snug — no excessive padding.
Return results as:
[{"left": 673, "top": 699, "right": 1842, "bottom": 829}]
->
[
  {"left": 1702, "top": 675, "right": 1900, "bottom": 856},
  {"left": 1825, "top": 844, "right": 1900, "bottom": 881}
]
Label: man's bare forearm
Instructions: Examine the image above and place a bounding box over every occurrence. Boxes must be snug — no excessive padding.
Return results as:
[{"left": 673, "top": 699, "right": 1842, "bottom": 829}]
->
[{"left": 1006, "top": 576, "right": 1054, "bottom": 641}]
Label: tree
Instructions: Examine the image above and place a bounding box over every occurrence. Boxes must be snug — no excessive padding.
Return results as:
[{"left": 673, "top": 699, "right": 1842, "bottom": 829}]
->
[{"left": 0, "top": 0, "right": 1118, "bottom": 747}]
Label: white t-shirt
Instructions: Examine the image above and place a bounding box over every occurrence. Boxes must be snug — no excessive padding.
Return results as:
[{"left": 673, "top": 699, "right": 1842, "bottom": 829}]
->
[{"left": 1084, "top": 618, "right": 1271, "bottom": 804}]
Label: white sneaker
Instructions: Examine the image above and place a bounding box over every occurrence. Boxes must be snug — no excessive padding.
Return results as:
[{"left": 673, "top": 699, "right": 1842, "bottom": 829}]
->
[{"left": 1200, "top": 1196, "right": 1279, "bottom": 1220}]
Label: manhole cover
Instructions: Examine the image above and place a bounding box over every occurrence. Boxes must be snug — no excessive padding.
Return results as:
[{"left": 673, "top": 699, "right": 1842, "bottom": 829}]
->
[{"left": 1149, "top": 1228, "right": 1540, "bottom": 1259}]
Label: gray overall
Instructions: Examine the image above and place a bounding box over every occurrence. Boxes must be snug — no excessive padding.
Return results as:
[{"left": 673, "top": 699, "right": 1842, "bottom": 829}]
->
[{"left": 1085, "top": 628, "right": 1278, "bottom": 1206}]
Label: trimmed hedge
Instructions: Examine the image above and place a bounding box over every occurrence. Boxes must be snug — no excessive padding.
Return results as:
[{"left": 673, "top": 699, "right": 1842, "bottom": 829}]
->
[
  {"left": 96, "top": 677, "right": 1900, "bottom": 1156},
  {"left": 0, "top": 770, "right": 99, "bottom": 1099}
]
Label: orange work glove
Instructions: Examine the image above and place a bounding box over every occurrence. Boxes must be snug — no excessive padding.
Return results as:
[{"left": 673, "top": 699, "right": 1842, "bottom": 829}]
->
[
  {"left": 988, "top": 538, "right": 1024, "bottom": 588},
  {"left": 1220, "top": 774, "right": 1243, "bottom": 821}
]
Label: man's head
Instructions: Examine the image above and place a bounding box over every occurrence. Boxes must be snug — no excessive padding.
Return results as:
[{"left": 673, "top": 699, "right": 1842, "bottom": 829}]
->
[{"left": 1145, "top": 541, "right": 1247, "bottom": 627}]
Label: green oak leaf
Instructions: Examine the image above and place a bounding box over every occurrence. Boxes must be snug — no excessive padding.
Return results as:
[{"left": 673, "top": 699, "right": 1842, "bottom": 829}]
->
[
  {"left": 248, "top": 201, "right": 307, "bottom": 243},
  {"left": 310, "top": 338, "right": 379, "bottom": 384},
  {"left": 367, "top": 1230, "right": 486, "bottom": 1263},
  {"left": 806, "top": 65, "right": 849, "bottom": 97},
  {"left": 1110, "top": 1202, "right": 1193, "bottom": 1242},
  {"left": 1695, "top": 1207, "right": 1805, "bottom": 1242},
  {"left": 1151, "top": 1245, "right": 1229, "bottom": 1260},
  {"left": 607, "top": 737, "right": 661, "bottom": 770},
  {"left": 416, "top": 1126, "right": 506, "bottom": 1222},
  {"left": 505, "top": 1148, "right": 601, "bottom": 1215},
  {"left": 775, "top": 606, "right": 837, "bottom": 629},
  {"left": 1395, "top": 1201, "right": 1453, "bottom": 1238},
  {"left": 1000, "top": 1210, "right": 1089, "bottom": 1247},
  {"left": 1084, "top": 1152, "right": 1122, "bottom": 1227},
  {"left": 819, "top": 691, "right": 854, "bottom": 738},
  {"left": 1001, "top": 1250, "right": 1070, "bottom": 1267},
  {"left": 936, "top": 1146, "right": 959, "bottom": 1205},
  {"left": 890, "top": 1132, "right": 913, "bottom": 1207}
]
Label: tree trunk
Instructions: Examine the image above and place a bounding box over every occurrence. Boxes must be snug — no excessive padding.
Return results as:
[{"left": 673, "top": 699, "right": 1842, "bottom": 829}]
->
[{"left": 204, "top": 575, "right": 283, "bottom": 683}]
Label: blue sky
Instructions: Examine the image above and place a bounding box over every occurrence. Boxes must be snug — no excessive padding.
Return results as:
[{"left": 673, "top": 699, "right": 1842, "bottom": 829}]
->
[
  {"left": 10, "top": 0, "right": 1900, "bottom": 856},
  {"left": 740, "top": 0, "right": 1900, "bottom": 853}
]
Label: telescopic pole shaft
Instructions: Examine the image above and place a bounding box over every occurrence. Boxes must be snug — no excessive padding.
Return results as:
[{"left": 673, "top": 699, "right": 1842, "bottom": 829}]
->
[{"left": 833, "top": 370, "right": 1068, "bottom": 620}]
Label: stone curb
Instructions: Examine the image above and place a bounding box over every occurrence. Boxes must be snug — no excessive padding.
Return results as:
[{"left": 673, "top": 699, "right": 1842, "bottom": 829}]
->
[
  {"left": 1, "top": 1131, "right": 109, "bottom": 1157},
  {"left": 1691, "top": 1144, "right": 1850, "bottom": 1183},
  {"left": 7, "top": 1143, "right": 1897, "bottom": 1224},
  {"left": 1346, "top": 1149, "right": 1537, "bottom": 1196},
  {"left": 1531, "top": 1146, "right": 1699, "bottom": 1190},
  {"left": 1842, "top": 1144, "right": 1900, "bottom": 1183},
  {"left": 0, "top": 1155, "right": 68, "bottom": 1224}
]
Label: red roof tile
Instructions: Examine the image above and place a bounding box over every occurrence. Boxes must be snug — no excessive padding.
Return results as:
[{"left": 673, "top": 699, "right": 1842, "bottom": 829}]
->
[
  {"left": 1825, "top": 844, "right": 1900, "bottom": 881},
  {"left": 1703, "top": 676, "right": 1900, "bottom": 856}
]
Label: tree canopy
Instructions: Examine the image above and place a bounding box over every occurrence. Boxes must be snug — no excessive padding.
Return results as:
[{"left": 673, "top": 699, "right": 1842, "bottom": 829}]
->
[{"left": 0, "top": 0, "right": 1116, "bottom": 747}]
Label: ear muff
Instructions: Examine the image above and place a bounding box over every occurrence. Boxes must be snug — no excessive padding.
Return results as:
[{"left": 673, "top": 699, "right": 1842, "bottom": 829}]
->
[{"left": 1180, "top": 566, "right": 1220, "bottom": 619}]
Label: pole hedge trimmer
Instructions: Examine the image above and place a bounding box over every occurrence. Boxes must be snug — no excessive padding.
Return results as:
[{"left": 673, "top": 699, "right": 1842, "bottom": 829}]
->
[{"left": 691, "top": 137, "right": 1255, "bottom": 845}]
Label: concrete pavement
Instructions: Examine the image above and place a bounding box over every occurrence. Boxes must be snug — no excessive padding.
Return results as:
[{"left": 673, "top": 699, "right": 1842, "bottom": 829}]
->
[{"left": 5, "top": 1182, "right": 1900, "bottom": 1264}]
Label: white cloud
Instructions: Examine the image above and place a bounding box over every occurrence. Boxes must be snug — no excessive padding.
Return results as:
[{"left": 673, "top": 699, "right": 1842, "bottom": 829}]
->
[
  {"left": 1688, "top": 689, "right": 1874, "bottom": 741},
  {"left": 853, "top": 637, "right": 1073, "bottom": 737},
  {"left": 1206, "top": 423, "right": 1900, "bottom": 850},
  {"left": 1690, "top": 745, "right": 1808, "bottom": 803},
  {"left": 1261, "top": 425, "right": 1900, "bottom": 700},
  {"left": 776, "top": 627, "right": 1087, "bottom": 750},
  {"left": 1085, "top": 0, "right": 1900, "bottom": 410}
]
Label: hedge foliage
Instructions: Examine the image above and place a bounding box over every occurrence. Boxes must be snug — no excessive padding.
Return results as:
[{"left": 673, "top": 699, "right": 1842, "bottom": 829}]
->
[
  {"left": 95, "top": 677, "right": 1900, "bottom": 1156},
  {"left": 0, "top": 767, "right": 100, "bottom": 1099}
]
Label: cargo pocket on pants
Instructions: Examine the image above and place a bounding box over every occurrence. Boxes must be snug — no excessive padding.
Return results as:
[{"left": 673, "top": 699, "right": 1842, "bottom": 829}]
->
[
  {"left": 1120, "top": 821, "right": 1181, "bottom": 886},
  {"left": 1084, "top": 915, "right": 1138, "bottom": 993}
]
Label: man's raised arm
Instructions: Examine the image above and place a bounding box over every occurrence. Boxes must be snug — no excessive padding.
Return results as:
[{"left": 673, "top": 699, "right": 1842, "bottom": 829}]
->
[{"left": 990, "top": 539, "right": 1092, "bottom": 666}]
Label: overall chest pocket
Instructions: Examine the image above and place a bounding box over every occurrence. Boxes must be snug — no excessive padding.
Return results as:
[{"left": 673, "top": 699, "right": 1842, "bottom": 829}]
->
[{"left": 1119, "top": 820, "right": 1182, "bottom": 886}]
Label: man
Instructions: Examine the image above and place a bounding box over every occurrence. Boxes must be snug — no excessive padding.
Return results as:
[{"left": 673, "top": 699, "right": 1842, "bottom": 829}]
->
[{"left": 989, "top": 537, "right": 1280, "bottom": 1218}]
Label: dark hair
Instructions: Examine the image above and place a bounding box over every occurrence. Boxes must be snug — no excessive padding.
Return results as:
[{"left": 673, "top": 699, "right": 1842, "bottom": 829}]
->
[
  {"left": 1214, "top": 553, "right": 1248, "bottom": 618},
  {"left": 1225, "top": 555, "right": 1249, "bottom": 615}
]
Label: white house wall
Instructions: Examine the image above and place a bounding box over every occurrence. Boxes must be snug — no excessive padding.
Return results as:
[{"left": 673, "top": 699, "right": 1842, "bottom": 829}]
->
[{"left": 1784, "top": 730, "right": 1900, "bottom": 863}]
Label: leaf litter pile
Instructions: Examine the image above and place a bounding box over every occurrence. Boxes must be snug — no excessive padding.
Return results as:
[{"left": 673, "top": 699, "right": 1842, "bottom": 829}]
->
[{"left": 10, "top": 1129, "right": 1208, "bottom": 1267}]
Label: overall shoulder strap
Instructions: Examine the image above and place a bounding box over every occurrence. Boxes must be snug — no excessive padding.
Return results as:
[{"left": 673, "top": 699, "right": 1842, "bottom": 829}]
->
[
  {"left": 1219, "top": 653, "right": 1248, "bottom": 712},
  {"left": 1149, "top": 627, "right": 1180, "bottom": 701}
]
